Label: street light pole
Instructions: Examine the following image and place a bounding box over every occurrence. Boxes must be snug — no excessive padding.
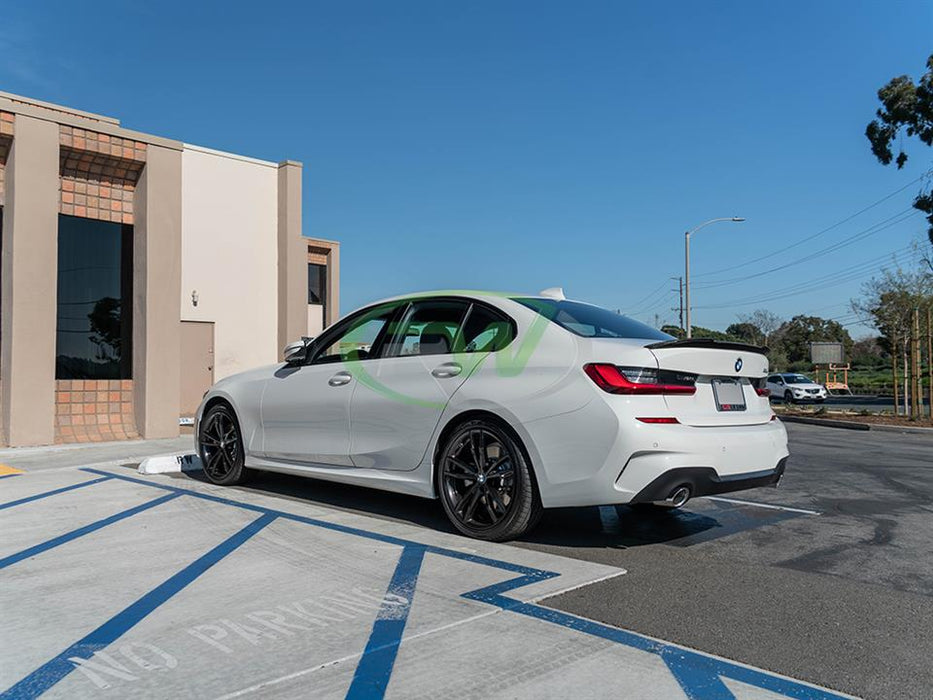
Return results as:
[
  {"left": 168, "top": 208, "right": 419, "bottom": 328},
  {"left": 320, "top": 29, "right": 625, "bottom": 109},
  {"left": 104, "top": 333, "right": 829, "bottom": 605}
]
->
[{"left": 684, "top": 216, "right": 745, "bottom": 338}]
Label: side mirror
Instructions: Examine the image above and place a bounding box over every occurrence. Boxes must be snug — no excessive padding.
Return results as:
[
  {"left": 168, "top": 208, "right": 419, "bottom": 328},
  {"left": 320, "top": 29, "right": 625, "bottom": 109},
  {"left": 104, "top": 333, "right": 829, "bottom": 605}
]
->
[{"left": 283, "top": 339, "right": 310, "bottom": 364}]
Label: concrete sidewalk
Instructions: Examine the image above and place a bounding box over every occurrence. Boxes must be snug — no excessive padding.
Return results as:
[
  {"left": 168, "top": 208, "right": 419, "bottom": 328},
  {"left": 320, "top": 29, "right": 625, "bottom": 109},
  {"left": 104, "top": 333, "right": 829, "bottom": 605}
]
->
[{"left": 0, "top": 436, "right": 193, "bottom": 474}]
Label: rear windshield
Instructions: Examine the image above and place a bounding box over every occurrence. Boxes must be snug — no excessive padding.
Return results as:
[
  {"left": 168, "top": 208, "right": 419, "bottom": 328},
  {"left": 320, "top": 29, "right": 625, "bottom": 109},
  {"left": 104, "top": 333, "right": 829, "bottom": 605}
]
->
[{"left": 515, "top": 298, "right": 672, "bottom": 340}]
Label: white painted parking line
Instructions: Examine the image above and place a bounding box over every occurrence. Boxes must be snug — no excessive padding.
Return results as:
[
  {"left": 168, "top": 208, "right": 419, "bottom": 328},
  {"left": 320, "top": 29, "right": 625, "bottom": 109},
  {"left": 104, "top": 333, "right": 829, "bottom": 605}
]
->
[{"left": 703, "top": 495, "right": 821, "bottom": 516}]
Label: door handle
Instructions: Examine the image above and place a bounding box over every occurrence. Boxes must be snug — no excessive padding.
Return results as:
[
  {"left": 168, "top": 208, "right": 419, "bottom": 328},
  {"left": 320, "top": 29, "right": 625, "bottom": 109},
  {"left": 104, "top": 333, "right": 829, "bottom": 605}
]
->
[
  {"left": 328, "top": 371, "right": 353, "bottom": 387},
  {"left": 431, "top": 362, "right": 462, "bottom": 378}
]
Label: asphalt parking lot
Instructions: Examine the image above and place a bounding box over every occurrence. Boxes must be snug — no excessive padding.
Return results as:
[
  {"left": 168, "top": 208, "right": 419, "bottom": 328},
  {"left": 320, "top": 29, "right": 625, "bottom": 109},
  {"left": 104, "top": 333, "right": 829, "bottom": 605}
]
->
[{"left": 1, "top": 422, "right": 930, "bottom": 699}]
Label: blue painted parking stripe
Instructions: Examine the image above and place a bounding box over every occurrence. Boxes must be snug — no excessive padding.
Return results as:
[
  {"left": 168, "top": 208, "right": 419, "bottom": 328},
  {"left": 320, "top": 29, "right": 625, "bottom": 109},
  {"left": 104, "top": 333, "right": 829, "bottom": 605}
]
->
[
  {"left": 0, "top": 476, "right": 112, "bottom": 511},
  {"left": 661, "top": 647, "right": 735, "bottom": 699},
  {"left": 76, "top": 467, "right": 848, "bottom": 700},
  {"left": 0, "top": 493, "right": 181, "bottom": 570},
  {"left": 463, "top": 574, "right": 847, "bottom": 700},
  {"left": 80, "top": 468, "right": 549, "bottom": 578},
  {"left": 0, "top": 473, "right": 23, "bottom": 480},
  {"left": 346, "top": 545, "right": 426, "bottom": 699},
  {"left": 0, "top": 512, "right": 276, "bottom": 700}
]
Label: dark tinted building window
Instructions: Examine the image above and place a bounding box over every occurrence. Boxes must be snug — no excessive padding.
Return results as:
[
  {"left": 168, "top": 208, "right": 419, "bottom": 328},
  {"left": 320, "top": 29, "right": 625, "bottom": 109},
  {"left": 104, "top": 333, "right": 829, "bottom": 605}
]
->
[
  {"left": 308, "top": 263, "right": 326, "bottom": 305},
  {"left": 56, "top": 215, "right": 133, "bottom": 379},
  {"left": 515, "top": 298, "right": 671, "bottom": 341}
]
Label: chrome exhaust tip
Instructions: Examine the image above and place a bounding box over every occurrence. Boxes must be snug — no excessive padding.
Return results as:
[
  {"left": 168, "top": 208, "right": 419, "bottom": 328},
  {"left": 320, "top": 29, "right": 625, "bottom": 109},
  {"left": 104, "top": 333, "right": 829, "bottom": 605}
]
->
[{"left": 653, "top": 486, "right": 691, "bottom": 509}]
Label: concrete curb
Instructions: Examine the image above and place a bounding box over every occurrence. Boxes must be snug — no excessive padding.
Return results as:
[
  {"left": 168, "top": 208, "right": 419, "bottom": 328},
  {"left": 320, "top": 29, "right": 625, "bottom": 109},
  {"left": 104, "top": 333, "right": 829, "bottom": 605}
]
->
[
  {"left": 870, "top": 423, "right": 933, "bottom": 435},
  {"left": 779, "top": 415, "right": 869, "bottom": 431},
  {"left": 138, "top": 453, "right": 202, "bottom": 475},
  {"left": 780, "top": 415, "right": 933, "bottom": 434}
]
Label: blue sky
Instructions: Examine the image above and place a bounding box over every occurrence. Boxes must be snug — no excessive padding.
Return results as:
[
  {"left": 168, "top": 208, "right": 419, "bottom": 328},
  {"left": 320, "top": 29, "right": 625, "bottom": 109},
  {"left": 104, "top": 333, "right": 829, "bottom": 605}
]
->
[{"left": 2, "top": 1, "right": 931, "bottom": 337}]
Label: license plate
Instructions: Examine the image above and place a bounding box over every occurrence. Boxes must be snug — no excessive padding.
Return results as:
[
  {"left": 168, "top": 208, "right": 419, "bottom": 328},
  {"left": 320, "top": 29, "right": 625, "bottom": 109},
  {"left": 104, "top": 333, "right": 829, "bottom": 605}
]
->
[{"left": 712, "top": 378, "right": 746, "bottom": 412}]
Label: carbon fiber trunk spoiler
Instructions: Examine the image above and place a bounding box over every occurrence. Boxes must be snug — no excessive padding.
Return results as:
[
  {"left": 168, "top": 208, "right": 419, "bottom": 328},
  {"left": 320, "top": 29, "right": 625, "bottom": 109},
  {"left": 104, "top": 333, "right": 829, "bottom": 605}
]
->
[{"left": 645, "top": 338, "right": 769, "bottom": 355}]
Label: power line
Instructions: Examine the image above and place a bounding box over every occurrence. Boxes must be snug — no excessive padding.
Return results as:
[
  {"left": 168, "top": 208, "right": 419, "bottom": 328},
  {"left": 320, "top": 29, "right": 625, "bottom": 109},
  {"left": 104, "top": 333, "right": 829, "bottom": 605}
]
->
[
  {"left": 694, "top": 208, "right": 919, "bottom": 290},
  {"left": 631, "top": 290, "right": 677, "bottom": 317},
  {"left": 694, "top": 244, "right": 917, "bottom": 310},
  {"left": 624, "top": 279, "right": 670, "bottom": 313},
  {"left": 692, "top": 173, "right": 928, "bottom": 279}
]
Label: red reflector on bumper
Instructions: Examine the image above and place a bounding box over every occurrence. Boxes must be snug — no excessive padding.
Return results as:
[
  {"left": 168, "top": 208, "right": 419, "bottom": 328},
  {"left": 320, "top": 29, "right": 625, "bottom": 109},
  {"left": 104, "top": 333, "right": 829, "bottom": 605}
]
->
[{"left": 636, "top": 417, "right": 680, "bottom": 424}]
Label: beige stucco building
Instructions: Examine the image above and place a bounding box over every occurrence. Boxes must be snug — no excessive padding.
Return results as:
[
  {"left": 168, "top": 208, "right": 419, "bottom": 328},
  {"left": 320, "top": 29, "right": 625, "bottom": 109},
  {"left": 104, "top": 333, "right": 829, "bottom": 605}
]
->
[{"left": 0, "top": 92, "right": 339, "bottom": 447}]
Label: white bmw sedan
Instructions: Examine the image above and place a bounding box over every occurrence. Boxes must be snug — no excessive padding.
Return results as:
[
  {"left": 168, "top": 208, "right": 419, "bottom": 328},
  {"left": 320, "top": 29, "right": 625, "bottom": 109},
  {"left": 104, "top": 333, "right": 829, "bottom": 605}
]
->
[{"left": 196, "top": 290, "right": 789, "bottom": 541}]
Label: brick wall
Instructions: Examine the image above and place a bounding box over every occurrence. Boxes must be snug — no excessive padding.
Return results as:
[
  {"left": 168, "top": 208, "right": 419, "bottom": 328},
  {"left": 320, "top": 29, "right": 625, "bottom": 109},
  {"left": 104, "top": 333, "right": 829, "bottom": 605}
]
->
[
  {"left": 54, "top": 380, "right": 138, "bottom": 443},
  {"left": 59, "top": 125, "right": 146, "bottom": 224},
  {"left": 54, "top": 124, "right": 146, "bottom": 443}
]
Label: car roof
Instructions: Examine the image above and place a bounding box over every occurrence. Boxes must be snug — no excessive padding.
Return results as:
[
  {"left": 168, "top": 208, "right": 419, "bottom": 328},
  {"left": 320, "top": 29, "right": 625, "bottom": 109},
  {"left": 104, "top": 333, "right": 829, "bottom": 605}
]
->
[{"left": 366, "top": 290, "right": 550, "bottom": 307}]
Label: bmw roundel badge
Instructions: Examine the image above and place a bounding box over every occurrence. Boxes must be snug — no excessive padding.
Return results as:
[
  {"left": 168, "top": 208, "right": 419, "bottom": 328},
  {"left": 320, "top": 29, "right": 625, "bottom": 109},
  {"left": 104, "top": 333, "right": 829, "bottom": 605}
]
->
[{"left": 735, "top": 357, "right": 743, "bottom": 373}]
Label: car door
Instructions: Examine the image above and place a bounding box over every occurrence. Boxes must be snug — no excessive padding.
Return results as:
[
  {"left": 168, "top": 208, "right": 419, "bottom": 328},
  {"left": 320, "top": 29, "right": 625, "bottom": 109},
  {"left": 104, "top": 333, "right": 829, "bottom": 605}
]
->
[
  {"left": 259, "top": 302, "right": 400, "bottom": 466},
  {"left": 348, "top": 298, "right": 482, "bottom": 471},
  {"left": 767, "top": 375, "right": 784, "bottom": 395}
]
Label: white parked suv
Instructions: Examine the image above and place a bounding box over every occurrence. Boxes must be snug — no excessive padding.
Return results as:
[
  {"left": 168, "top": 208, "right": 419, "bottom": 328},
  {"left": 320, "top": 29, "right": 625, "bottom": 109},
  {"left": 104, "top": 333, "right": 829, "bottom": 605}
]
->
[{"left": 766, "top": 373, "right": 828, "bottom": 404}]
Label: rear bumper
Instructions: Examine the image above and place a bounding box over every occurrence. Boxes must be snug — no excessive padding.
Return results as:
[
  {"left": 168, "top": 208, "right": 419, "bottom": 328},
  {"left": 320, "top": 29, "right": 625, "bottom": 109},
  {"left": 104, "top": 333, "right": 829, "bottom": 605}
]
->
[
  {"left": 630, "top": 457, "right": 787, "bottom": 503},
  {"left": 521, "top": 395, "right": 789, "bottom": 508}
]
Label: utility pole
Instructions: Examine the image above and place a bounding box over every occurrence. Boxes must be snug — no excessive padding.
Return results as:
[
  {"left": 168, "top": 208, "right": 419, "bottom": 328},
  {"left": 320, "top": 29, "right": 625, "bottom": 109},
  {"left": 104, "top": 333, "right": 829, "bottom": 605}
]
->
[
  {"left": 671, "top": 276, "right": 684, "bottom": 333},
  {"left": 927, "top": 306, "right": 932, "bottom": 418},
  {"left": 892, "top": 345, "right": 900, "bottom": 414},
  {"left": 911, "top": 308, "right": 921, "bottom": 419},
  {"left": 684, "top": 217, "right": 745, "bottom": 338},
  {"left": 903, "top": 341, "right": 909, "bottom": 417}
]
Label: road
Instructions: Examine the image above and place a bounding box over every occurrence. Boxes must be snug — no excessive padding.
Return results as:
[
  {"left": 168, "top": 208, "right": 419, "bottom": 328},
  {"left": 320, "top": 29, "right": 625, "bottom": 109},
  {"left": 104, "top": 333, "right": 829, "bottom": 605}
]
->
[{"left": 2, "top": 422, "right": 930, "bottom": 698}]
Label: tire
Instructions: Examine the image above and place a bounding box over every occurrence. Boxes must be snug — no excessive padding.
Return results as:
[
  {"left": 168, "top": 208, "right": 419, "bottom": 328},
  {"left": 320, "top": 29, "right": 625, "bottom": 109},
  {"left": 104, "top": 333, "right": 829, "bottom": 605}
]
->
[
  {"left": 198, "top": 403, "right": 251, "bottom": 485},
  {"left": 436, "top": 418, "right": 542, "bottom": 542},
  {"left": 784, "top": 391, "right": 794, "bottom": 405}
]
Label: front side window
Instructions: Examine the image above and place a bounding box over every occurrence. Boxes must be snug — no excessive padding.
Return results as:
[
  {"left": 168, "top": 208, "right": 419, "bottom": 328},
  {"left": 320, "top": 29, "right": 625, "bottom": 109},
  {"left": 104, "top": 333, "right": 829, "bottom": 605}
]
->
[
  {"left": 387, "top": 300, "right": 470, "bottom": 357},
  {"left": 312, "top": 303, "right": 398, "bottom": 364},
  {"left": 515, "top": 298, "right": 670, "bottom": 341},
  {"left": 56, "top": 215, "right": 133, "bottom": 379}
]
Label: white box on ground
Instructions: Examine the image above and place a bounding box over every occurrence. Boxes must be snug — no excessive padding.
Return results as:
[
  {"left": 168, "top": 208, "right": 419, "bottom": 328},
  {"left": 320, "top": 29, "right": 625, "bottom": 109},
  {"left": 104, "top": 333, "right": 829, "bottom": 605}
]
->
[{"left": 138, "top": 454, "right": 202, "bottom": 475}]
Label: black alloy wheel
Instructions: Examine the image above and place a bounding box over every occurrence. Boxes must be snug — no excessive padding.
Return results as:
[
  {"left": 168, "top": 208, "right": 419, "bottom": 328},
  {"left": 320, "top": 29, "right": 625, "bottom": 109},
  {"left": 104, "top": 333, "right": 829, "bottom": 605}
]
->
[
  {"left": 198, "top": 404, "right": 250, "bottom": 485},
  {"left": 784, "top": 390, "right": 795, "bottom": 405},
  {"left": 437, "top": 419, "right": 541, "bottom": 541}
]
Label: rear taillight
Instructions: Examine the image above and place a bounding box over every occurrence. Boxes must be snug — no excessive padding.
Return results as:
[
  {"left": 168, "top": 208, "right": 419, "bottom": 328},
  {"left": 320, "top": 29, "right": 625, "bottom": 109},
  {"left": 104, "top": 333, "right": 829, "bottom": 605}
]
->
[
  {"left": 636, "top": 417, "right": 680, "bottom": 424},
  {"left": 755, "top": 387, "right": 770, "bottom": 397},
  {"left": 583, "top": 363, "right": 696, "bottom": 395}
]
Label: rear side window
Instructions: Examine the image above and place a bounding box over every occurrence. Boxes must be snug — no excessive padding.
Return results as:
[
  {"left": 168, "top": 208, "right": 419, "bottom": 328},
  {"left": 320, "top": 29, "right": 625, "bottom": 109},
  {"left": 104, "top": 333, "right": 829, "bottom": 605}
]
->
[
  {"left": 387, "top": 300, "right": 470, "bottom": 357},
  {"left": 515, "top": 298, "right": 671, "bottom": 341},
  {"left": 457, "top": 304, "right": 515, "bottom": 353}
]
